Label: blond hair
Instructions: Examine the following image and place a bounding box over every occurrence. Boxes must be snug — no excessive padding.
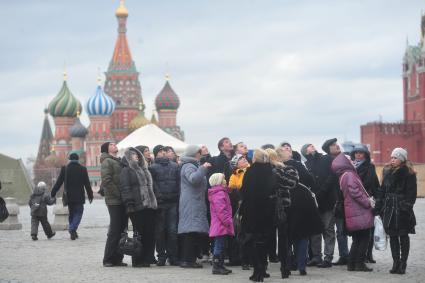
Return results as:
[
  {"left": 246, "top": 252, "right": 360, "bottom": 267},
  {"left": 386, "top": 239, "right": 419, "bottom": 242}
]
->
[
  {"left": 253, "top": 149, "right": 269, "bottom": 164},
  {"left": 276, "top": 148, "right": 292, "bottom": 162},
  {"left": 265, "top": 148, "right": 284, "bottom": 167}
]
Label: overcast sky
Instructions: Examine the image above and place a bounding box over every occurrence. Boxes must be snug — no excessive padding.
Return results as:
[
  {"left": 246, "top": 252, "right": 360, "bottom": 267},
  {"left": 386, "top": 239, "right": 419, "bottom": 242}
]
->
[{"left": 1, "top": 0, "right": 424, "bottom": 160}]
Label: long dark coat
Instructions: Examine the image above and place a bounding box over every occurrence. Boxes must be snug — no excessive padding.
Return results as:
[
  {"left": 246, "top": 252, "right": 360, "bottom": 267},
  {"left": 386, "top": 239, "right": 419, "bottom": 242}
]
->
[
  {"left": 240, "top": 162, "right": 274, "bottom": 234},
  {"left": 51, "top": 161, "right": 93, "bottom": 204},
  {"left": 376, "top": 165, "right": 417, "bottom": 236}
]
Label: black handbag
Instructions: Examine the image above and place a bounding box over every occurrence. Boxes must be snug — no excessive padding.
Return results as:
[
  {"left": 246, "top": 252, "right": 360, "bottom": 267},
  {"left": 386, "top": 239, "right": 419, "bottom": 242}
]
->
[
  {"left": 0, "top": 197, "right": 9, "bottom": 223},
  {"left": 62, "top": 166, "right": 68, "bottom": 207},
  {"left": 118, "top": 231, "right": 142, "bottom": 256}
]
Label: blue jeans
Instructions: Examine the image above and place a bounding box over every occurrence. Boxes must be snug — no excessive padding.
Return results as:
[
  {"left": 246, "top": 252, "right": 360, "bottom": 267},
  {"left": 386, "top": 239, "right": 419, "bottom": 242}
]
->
[
  {"left": 155, "top": 203, "right": 179, "bottom": 262},
  {"left": 68, "top": 203, "right": 84, "bottom": 232},
  {"left": 335, "top": 217, "right": 349, "bottom": 258},
  {"left": 295, "top": 238, "right": 309, "bottom": 271},
  {"left": 213, "top": 236, "right": 227, "bottom": 257}
]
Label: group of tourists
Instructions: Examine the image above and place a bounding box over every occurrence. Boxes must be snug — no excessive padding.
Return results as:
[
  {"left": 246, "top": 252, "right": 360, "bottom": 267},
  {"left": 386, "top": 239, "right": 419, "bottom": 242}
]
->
[{"left": 27, "top": 137, "right": 417, "bottom": 281}]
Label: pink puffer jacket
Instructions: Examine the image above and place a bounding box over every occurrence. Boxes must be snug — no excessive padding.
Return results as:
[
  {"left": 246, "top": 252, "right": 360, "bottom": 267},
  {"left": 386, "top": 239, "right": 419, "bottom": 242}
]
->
[
  {"left": 332, "top": 154, "right": 374, "bottom": 232},
  {"left": 208, "top": 185, "right": 234, "bottom": 237}
]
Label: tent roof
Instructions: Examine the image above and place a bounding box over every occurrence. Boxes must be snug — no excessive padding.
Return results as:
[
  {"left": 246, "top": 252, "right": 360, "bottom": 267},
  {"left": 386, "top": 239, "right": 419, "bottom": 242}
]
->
[{"left": 117, "top": 124, "right": 188, "bottom": 154}]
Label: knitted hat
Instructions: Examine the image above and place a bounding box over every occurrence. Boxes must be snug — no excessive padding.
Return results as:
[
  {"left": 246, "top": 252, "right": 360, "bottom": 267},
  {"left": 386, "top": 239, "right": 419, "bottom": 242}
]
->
[
  {"left": 230, "top": 154, "right": 243, "bottom": 170},
  {"left": 101, "top": 142, "right": 111, "bottom": 153},
  {"left": 153, "top": 145, "right": 165, "bottom": 157},
  {"left": 69, "top": 153, "right": 79, "bottom": 160},
  {"left": 182, "top": 145, "right": 201, "bottom": 158},
  {"left": 300, "top": 143, "right": 312, "bottom": 157},
  {"left": 391, "top": 147, "right": 407, "bottom": 162},
  {"left": 322, "top": 138, "right": 337, "bottom": 154},
  {"left": 37, "top": 181, "right": 47, "bottom": 189},
  {"left": 209, "top": 173, "right": 225, "bottom": 187}
]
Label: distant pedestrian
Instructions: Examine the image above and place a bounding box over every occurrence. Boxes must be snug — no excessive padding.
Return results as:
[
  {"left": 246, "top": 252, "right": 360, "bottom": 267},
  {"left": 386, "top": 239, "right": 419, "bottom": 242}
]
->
[
  {"left": 208, "top": 173, "right": 234, "bottom": 275},
  {"left": 375, "top": 148, "right": 417, "bottom": 275},
  {"left": 29, "top": 181, "right": 56, "bottom": 241},
  {"left": 51, "top": 153, "right": 93, "bottom": 240}
]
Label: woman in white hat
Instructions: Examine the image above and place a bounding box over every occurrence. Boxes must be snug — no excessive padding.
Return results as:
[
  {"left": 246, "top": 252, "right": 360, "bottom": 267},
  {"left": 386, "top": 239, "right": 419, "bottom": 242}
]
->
[{"left": 375, "top": 147, "right": 417, "bottom": 275}]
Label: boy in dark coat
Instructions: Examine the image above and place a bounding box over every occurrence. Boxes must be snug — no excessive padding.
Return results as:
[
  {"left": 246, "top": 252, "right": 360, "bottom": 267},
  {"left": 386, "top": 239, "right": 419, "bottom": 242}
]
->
[{"left": 29, "top": 181, "right": 56, "bottom": 240}]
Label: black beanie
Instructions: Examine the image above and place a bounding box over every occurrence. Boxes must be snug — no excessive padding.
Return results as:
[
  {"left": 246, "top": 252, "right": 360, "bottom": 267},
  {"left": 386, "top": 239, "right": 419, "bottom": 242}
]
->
[
  {"left": 101, "top": 142, "right": 111, "bottom": 154},
  {"left": 153, "top": 145, "right": 165, "bottom": 157},
  {"left": 322, "top": 138, "right": 337, "bottom": 154},
  {"left": 69, "top": 153, "right": 79, "bottom": 160}
]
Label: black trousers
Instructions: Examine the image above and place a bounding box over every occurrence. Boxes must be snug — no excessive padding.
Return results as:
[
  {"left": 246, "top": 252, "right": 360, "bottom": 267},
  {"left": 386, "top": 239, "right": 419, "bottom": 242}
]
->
[
  {"left": 31, "top": 216, "right": 53, "bottom": 236},
  {"left": 180, "top": 232, "right": 203, "bottom": 263},
  {"left": 267, "top": 226, "right": 278, "bottom": 259},
  {"left": 129, "top": 209, "right": 156, "bottom": 265},
  {"left": 103, "top": 204, "right": 128, "bottom": 265},
  {"left": 366, "top": 227, "right": 374, "bottom": 259},
  {"left": 349, "top": 228, "right": 370, "bottom": 264},
  {"left": 390, "top": 235, "right": 410, "bottom": 262},
  {"left": 155, "top": 203, "right": 178, "bottom": 262},
  {"left": 248, "top": 233, "right": 268, "bottom": 273},
  {"left": 278, "top": 223, "right": 289, "bottom": 271}
]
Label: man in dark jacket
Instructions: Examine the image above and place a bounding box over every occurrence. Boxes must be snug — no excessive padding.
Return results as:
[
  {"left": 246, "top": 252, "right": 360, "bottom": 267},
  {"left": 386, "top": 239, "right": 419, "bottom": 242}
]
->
[
  {"left": 303, "top": 140, "right": 344, "bottom": 268},
  {"left": 100, "top": 142, "right": 128, "bottom": 267},
  {"left": 51, "top": 153, "right": 93, "bottom": 240},
  {"left": 350, "top": 144, "right": 380, "bottom": 263},
  {"left": 209, "top": 137, "right": 234, "bottom": 182},
  {"left": 149, "top": 144, "right": 180, "bottom": 266}
]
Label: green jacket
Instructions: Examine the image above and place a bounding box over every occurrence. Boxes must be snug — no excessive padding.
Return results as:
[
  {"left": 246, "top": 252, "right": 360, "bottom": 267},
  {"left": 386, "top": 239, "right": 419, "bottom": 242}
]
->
[{"left": 101, "top": 153, "right": 123, "bottom": 205}]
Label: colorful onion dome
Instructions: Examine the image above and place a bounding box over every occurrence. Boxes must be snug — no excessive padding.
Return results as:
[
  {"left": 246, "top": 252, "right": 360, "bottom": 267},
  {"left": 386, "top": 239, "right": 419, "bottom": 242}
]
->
[
  {"left": 86, "top": 84, "right": 116, "bottom": 116},
  {"left": 115, "top": 0, "right": 128, "bottom": 17},
  {"left": 155, "top": 76, "right": 180, "bottom": 111},
  {"left": 48, "top": 73, "right": 82, "bottom": 117},
  {"left": 129, "top": 102, "right": 150, "bottom": 131},
  {"left": 70, "top": 113, "right": 88, "bottom": 138}
]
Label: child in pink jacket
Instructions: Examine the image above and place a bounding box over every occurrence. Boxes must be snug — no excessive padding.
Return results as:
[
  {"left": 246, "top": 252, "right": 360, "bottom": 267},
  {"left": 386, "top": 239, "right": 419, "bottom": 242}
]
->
[{"left": 208, "top": 173, "right": 234, "bottom": 275}]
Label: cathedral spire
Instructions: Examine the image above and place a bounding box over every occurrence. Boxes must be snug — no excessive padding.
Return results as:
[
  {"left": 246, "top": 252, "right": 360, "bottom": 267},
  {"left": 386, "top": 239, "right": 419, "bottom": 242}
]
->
[{"left": 34, "top": 109, "right": 54, "bottom": 170}]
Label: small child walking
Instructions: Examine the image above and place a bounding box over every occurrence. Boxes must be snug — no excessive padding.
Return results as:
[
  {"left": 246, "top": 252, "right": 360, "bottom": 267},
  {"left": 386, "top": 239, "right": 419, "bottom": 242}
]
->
[
  {"left": 208, "top": 173, "right": 234, "bottom": 275},
  {"left": 29, "top": 181, "right": 56, "bottom": 240}
]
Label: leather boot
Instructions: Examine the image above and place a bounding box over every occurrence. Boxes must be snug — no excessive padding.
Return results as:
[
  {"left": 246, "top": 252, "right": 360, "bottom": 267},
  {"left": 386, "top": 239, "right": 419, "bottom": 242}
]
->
[
  {"left": 397, "top": 235, "right": 409, "bottom": 274},
  {"left": 220, "top": 255, "right": 232, "bottom": 274},
  {"left": 397, "top": 261, "right": 407, "bottom": 275},
  {"left": 212, "top": 256, "right": 229, "bottom": 275},
  {"left": 390, "top": 261, "right": 400, "bottom": 274},
  {"left": 354, "top": 262, "right": 373, "bottom": 272},
  {"left": 389, "top": 236, "right": 401, "bottom": 274}
]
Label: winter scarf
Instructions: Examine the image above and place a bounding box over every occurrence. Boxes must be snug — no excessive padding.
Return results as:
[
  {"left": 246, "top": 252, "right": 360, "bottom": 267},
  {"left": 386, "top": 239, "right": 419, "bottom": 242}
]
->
[{"left": 353, "top": 159, "right": 366, "bottom": 169}]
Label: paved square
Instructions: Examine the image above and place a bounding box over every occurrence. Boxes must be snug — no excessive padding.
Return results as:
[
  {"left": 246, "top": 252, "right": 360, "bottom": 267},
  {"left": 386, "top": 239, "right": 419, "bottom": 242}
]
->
[{"left": 1, "top": 199, "right": 424, "bottom": 283}]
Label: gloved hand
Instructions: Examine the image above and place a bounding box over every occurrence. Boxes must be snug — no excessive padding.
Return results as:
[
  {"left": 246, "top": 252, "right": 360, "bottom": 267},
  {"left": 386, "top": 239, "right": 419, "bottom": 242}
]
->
[{"left": 369, "top": 197, "right": 376, "bottom": 209}]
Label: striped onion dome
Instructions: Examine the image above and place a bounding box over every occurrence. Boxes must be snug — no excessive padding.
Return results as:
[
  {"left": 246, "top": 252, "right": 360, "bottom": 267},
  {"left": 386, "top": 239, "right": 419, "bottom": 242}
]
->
[
  {"left": 86, "top": 85, "right": 116, "bottom": 116},
  {"left": 155, "top": 78, "right": 180, "bottom": 111},
  {"left": 48, "top": 76, "right": 82, "bottom": 117}
]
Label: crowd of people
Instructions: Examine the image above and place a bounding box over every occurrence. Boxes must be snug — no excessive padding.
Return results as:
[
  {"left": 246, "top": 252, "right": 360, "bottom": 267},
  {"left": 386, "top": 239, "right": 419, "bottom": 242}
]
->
[{"left": 30, "top": 137, "right": 417, "bottom": 281}]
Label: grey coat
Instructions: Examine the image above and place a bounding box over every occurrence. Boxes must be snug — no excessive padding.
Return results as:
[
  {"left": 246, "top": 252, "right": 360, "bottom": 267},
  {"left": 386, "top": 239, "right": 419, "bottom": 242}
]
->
[
  {"left": 29, "top": 187, "right": 56, "bottom": 217},
  {"left": 177, "top": 157, "right": 209, "bottom": 235}
]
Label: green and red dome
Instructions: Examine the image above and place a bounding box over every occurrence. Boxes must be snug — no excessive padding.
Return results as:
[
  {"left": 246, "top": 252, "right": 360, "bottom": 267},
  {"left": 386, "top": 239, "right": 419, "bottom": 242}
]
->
[
  {"left": 155, "top": 80, "right": 180, "bottom": 111},
  {"left": 48, "top": 77, "right": 82, "bottom": 117}
]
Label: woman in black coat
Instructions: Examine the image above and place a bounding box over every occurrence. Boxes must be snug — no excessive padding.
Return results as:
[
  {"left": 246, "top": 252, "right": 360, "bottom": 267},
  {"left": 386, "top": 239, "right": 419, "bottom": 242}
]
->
[
  {"left": 120, "top": 147, "right": 158, "bottom": 267},
  {"left": 375, "top": 148, "right": 417, "bottom": 275},
  {"left": 240, "top": 149, "right": 274, "bottom": 282}
]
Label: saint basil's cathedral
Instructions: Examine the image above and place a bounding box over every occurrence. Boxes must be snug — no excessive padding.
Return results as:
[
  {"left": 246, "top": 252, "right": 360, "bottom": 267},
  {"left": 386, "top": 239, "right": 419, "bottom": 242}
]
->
[{"left": 33, "top": 1, "right": 184, "bottom": 188}]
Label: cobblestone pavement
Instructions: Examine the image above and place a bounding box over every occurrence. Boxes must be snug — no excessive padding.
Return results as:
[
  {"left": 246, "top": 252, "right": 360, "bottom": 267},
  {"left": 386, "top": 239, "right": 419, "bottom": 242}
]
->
[{"left": 1, "top": 199, "right": 424, "bottom": 283}]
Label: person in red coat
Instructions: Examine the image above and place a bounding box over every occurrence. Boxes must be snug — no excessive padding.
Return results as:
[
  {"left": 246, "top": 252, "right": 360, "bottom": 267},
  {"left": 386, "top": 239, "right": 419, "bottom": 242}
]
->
[{"left": 331, "top": 153, "right": 374, "bottom": 272}]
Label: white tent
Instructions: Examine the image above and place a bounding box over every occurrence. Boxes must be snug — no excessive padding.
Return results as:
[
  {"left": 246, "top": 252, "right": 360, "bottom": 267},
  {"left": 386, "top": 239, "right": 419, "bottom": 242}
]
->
[{"left": 117, "top": 124, "right": 188, "bottom": 154}]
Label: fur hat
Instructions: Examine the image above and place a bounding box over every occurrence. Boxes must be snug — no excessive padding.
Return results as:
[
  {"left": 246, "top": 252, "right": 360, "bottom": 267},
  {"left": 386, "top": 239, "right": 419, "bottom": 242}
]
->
[
  {"left": 322, "top": 138, "right": 337, "bottom": 154},
  {"left": 300, "top": 143, "right": 312, "bottom": 157},
  {"left": 391, "top": 147, "right": 407, "bottom": 162},
  {"left": 183, "top": 145, "right": 201, "bottom": 158},
  {"left": 101, "top": 142, "right": 111, "bottom": 154},
  {"left": 209, "top": 173, "right": 226, "bottom": 187},
  {"left": 153, "top": 145, "right": 165, "bottom": 157}
]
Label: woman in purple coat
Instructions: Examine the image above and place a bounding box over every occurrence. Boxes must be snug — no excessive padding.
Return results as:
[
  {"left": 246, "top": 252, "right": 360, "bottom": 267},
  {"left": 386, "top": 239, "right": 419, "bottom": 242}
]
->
[
  {"left": 208, "top": 173, "right": 234, "bottom": 275},
  {"left": 331, "top": 153, "right": 374, "bottom": 272}
]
